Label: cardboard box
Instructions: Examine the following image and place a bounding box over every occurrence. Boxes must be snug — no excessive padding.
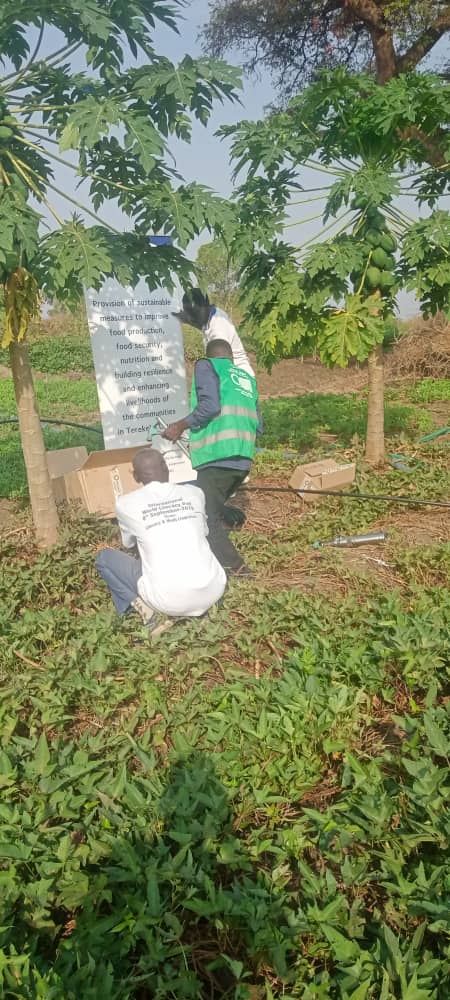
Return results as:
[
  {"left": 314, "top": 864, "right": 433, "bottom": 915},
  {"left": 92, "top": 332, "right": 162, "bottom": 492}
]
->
[
  {"left": 47, "top": 447, "right": 88, "bottom": 503},
  {"left": 63, "top": 447, "right": 142, "bottom": 517},
  {"left": 47, "top": 444, "right": 196, "bottom": 518},
  {"left": 289, "top": 459, "right": 356, "bottom": 501}
]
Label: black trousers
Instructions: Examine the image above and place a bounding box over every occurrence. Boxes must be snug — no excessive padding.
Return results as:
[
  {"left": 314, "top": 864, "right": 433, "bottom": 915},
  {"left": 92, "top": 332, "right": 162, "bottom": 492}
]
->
[{"left": 196, "top": 466, "right": 248, "bottom": 572}]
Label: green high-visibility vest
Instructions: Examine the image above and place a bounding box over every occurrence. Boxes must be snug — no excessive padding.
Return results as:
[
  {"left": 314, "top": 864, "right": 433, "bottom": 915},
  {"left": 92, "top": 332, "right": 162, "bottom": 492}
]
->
[{"left": 190, "top": 358, "right": 259, "bottom": 468}]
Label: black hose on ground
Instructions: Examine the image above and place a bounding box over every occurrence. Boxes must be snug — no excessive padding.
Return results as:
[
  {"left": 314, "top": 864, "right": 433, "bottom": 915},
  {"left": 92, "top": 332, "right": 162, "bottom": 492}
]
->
[
  {"left": 0, "top": 417, "right": 102, "bottom": 435},
  {"left": 2, "top": 418, "right": 448, "bottom": 509},
  {"left": 241, "top": 485, "right": 450, "bottom": 509}
]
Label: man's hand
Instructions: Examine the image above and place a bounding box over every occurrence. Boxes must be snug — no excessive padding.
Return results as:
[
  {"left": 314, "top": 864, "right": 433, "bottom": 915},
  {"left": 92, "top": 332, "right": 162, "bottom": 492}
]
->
[{"left": 161, "top": 418, "right": 188, "bottom": 442}]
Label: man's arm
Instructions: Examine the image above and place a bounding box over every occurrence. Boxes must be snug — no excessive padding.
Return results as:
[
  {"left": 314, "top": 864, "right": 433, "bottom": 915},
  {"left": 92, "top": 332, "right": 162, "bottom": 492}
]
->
[
  {"left": 184, "top": 483, "right": 209, "bottom": 536},
  {"left": 162, "top": 359, "right": 220, "bottom": 442},
  {"left": 115, "top": 500, "right": 136, "bottom": 550}
]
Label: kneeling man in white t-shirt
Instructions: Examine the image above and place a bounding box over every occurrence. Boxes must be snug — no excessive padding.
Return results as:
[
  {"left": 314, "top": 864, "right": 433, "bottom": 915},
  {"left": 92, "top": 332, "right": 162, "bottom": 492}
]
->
[{"left": 96, "top": 447, "right": 226, "bottom": 630}]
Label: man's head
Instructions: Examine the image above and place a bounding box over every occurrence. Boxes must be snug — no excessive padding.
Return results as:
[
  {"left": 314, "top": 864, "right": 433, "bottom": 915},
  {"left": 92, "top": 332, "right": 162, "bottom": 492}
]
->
[
  {"left": 173, "top": 289, "right": 210, "bottom": 330},
  {"left": 132, "top": 447, "right": 169, "bottom": 485},
  {"left": 206, "top": 339, "right": 233, "bottom": 361}
]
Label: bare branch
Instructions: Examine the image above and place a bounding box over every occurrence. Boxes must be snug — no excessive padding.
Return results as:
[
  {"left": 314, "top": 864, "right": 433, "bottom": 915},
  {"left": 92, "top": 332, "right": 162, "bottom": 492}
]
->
[{"left": 397, "top": 9, "right": 450, "bottom": 73}]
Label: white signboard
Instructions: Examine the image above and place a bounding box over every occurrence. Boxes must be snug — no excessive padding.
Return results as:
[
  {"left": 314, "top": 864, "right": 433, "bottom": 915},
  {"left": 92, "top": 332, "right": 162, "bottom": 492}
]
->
[{"left": 84, "top": 278, "right": 195, "bottom": 481}]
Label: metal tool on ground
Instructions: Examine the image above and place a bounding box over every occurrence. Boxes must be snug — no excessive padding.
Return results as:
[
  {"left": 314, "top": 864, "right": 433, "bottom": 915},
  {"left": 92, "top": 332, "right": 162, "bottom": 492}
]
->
[
  {"left": 313, "top": 531, "right": 388, "bottom": 549},
  {"left": 147, "top": 415, "right": 191, "bottom": 458}
]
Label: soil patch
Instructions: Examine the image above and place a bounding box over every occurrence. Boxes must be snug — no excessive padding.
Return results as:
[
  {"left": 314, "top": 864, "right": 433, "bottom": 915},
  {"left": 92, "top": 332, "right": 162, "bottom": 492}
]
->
[
  {"left": 186, "top": 355, "right": 366, "bottom": 398},
  {"left": 252, "top": 356, "right": 367, "bottom": 399},
  {"left": 377, "top": 507, "right": 450, "bottom": 546},
  {"left": 232, "top": 476, "right": 450, "bottom": 594},
  {"left": 0, "top": 498, "right": 29, "bottom": 536},
  {"left": 234, "top": 475, "right": 305, "bottom": 535}
]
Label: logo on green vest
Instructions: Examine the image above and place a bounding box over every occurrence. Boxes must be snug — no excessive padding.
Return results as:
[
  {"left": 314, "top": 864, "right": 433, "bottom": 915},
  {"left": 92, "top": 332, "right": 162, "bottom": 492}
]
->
[{"left": 230, "top": 369, "right": 253, "bottom": 396}]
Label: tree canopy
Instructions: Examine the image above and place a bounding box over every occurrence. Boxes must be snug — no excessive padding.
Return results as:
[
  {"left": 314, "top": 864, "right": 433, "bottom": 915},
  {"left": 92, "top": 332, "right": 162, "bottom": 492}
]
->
[
  {"left": 223, "top": 69, "right": 450, "bottom": 365},
  {"left": 0, "top": 0, "right": 242, "bottom": 545},
  {"left": 0, "top": 0, "right": 241, "bottom": 334},
  {"left": 203, "top": 1, "right": 450, "bottom": 95},
  {"left": 197, "top": 238, "right": 239, "bottom": 312}
]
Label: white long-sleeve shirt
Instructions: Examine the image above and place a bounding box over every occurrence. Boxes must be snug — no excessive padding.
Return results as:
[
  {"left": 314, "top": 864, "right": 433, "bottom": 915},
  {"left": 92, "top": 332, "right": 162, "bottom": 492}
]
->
[
  {"left": 203, "top": 307, "right": 255, "bottom": 377},
  {"left": 116, "top": 481, "right": 226, "bottom": 616}
]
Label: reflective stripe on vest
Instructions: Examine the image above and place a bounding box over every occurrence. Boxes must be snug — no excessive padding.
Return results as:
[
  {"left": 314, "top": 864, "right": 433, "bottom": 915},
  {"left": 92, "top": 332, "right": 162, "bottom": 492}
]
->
[
  {"left": 221, "top": 405, "right": 256, "bottom": 419},
  {"left": 190, "top": 428, "right": 255, "bottom": 451}
]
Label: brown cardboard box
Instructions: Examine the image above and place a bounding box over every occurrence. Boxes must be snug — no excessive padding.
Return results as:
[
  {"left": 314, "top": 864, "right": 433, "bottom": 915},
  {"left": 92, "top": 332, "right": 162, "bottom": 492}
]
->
[
  {"left": 63, "top": 447, "right": 143, "bottom": 517},
  {"left": 47, "top": 445, "right": 195, "bottom": 518},
  {"left": 289, "top": 459, "right": 356, "bottom": 501},
  {"left": 47, "top": 447, "right": 88, "bottom": 503},
  {"left": 47, "top": 446, "right": 140, "bottom": 515},
  {"left": 47, "top": 445, "right": 196, "bottom": 517}
]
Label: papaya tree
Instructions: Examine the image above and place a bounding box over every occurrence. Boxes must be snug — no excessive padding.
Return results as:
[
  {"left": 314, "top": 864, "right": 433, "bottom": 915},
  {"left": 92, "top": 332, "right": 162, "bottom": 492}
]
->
[
  {"left": 224, "top": 69, "right": 450, "bottom": 464},
  {"left": 206, "top": 1, "right": 450, "bottom": 466},
  {"left": 0, "top": 0, "right": 240, "bottom": 547}
]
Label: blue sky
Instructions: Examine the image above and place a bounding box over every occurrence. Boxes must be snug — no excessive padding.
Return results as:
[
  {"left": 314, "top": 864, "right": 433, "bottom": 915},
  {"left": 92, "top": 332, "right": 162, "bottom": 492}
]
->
[{"left": 12, "top": 2, "right": 450, "bottom": 316}]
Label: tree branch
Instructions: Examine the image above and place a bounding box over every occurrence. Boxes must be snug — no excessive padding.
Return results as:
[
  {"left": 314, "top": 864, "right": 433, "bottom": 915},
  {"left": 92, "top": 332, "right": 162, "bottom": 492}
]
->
[
  {"left": 397, "top": 10, "right": 450, "bottom": 73},
  {"left": 397, "top": 124, "right": 448, "bottom": 168},
  {"left": 345, "top": 0, "right": 382, "bottom": 29}
]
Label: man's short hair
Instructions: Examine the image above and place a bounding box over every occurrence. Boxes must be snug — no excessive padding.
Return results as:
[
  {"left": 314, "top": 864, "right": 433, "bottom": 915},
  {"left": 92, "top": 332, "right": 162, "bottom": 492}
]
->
[
  {"left": 132, "top": 447, "right": 168, "bottom": 484},
  {"left": 206, "top": 338, "right": 233, "bottom": 359}
]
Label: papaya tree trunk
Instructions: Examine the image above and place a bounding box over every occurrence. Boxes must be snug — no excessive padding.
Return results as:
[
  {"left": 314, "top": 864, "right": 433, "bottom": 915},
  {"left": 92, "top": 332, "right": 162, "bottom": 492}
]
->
[
  {"left": 365, "top": 344, "right": 385, "bottom": 467},
  {"left": 362, "top": 18, "right": 396, "bottom": 463},
  {"left": 10, "top": 337, "right": 60, "bottom": 547}
]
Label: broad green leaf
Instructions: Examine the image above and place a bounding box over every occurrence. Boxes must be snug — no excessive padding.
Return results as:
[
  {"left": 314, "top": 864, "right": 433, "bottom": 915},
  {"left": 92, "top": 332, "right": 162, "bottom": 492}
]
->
[
  {"left": 0, "top": 841, "right": 32, "bottom": 860},
  {"left": 34, "top": 732, "right": 50, "bottom": 776},
  {"left": 423, "top": 714, "right": 449, "bottom": 758}
]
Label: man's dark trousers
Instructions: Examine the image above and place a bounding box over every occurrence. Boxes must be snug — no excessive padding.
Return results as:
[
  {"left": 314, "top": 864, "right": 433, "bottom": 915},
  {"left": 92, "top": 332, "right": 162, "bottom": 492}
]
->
[{"left": 196, "top": 467, "right": 247, "bottom": 572}]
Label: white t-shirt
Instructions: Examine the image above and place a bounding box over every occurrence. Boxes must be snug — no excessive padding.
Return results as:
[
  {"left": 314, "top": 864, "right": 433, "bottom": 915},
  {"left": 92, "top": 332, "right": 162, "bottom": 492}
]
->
[
  {"left": 203, "top": 307, "right": 255, "bottom": 377},
  {"left": 116, "top": 482, "right": 226, "bottom": 617}
]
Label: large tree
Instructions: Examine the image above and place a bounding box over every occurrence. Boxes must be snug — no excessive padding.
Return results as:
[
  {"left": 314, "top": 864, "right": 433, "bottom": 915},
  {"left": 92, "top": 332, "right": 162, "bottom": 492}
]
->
[
  {"left": 0, "top": 0, "right": 240, "bottom": 547},
  {"left": 205, "top": 0, "right": 450, "bottom": 466},
  {"left": 197, "top": 237, "right": 239, "bottom": 314},
  {"left": 204, "top": 1, "right": 450, "bottom": 96}
]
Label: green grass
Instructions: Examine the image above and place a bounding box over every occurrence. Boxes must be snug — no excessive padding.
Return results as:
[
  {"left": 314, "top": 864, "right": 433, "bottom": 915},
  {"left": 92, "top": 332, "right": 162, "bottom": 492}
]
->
[
  {"left": 0, "top": 311, "right": 95, "bottom": 375},
  {"left": 0, "top": 424, "right": 103, "bottom": 498},
  {"left": 0, "top": 494, "right": 449, "bottom": 997},
  {"left": 0, "top": 384, "right": 437, "bottom": 499},
  {"left": 182, "top": 322, "right": 205, "bottom": 361},
  {"left": 0, "top": 312, "right": 205, "bottom": 374},
  {"left": 260, "top": 393, "right": 433, "bottom": 450},
  {"left": 1, "top": 353, "right": 449, "bottom": 995},
  {"left": 407, "top": 378, "right": 450, "bottom": 404},
  {"left": 21, "top": 331, "right": 95, "bottom": 374},
  {"left": 0, "top": 376, "right": 99, "bottom": 420}
]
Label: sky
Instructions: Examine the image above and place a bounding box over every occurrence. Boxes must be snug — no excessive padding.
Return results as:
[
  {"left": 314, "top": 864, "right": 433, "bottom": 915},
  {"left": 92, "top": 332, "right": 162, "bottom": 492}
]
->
[
  {"left": 17, "top": 1, "right": 274, "bottom": 229},
  {"left": 8, "top": 1, "right": 450, "bottom": 317}
]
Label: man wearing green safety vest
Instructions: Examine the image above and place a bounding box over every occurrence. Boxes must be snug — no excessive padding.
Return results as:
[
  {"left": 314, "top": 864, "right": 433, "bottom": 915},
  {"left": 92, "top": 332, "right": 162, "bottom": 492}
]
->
[{"left": 162, "top": 339, "right": 261, "bottom": 576}]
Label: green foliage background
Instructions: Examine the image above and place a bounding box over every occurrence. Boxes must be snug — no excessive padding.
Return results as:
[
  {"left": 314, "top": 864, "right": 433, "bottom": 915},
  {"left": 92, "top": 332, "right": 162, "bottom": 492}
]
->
[
  {"left": 1, "top": 316, "right": 449, "bottom": 992},
  {"left": 0, "top": 495, "right": 449, "bottom": 997}
]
